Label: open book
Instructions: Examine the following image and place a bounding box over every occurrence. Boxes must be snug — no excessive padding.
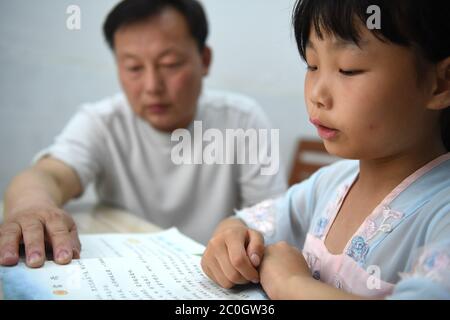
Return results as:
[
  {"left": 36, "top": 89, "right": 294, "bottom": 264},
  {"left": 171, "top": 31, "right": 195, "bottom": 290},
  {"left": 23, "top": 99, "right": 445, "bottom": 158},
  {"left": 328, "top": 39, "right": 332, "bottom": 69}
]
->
[{"left": 0, "top": 228, "right": 267, "bottom": 300}]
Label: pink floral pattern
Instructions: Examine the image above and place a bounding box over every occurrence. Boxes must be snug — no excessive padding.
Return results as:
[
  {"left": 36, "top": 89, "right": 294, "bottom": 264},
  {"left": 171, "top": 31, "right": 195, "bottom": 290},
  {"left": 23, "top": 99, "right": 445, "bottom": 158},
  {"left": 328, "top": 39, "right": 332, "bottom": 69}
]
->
[
  {"left": 361, "top": 219, "right": 377, "bottom": 239},
  {"left": 346, "top": 236, "right": 370, "bottom": 264},
  {"left": 344, "top": 206, "right": 404, "bottom": 264},
  {"left": 237, "top": 198, "right": 279, "bottom": 236},
  {"left": 315, "top": 174, "right": 406, "bottom": 265}
]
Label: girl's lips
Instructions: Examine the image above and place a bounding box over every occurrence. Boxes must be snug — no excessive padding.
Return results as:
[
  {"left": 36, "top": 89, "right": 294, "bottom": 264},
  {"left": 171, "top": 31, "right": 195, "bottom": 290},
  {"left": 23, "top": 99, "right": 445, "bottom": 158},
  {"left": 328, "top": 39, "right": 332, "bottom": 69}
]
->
[
  {"left": 316, "top": 124, "right": 339, "bottom": 139},
  {"left": 310, "top": 118, "right": 339, "bottom": 140}
]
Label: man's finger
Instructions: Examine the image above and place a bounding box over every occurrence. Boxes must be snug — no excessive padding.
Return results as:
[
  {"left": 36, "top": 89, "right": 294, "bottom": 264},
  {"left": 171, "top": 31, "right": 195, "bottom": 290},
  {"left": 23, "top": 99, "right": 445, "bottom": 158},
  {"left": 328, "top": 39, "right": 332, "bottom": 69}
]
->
[
  {"left": 20, "top": 219, "right": 46, "bottom": 268},
  {"left": 45, "top": 216, "right": 73, "bottom": 264},
  {"left": 0, "top": 222, "right": 21, "bottom": 266},
  {"left": 70, "top": 227, "right": 81, "bottom": 259}
]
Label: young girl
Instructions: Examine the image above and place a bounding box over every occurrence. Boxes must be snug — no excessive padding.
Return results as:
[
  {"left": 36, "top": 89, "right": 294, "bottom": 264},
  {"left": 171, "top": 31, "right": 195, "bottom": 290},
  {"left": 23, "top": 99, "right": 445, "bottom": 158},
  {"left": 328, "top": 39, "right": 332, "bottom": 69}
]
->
[{"left": 200, "top": 0, "right": 450, "bottom": 299}]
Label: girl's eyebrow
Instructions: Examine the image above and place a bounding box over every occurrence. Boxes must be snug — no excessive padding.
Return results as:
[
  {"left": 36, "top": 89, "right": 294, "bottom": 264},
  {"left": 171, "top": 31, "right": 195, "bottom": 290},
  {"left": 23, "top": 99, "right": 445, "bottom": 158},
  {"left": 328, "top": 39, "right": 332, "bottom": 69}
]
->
[
  {"left": 306, "top": 38, "right": 369, "bottom": 52},
  {"left": 333, "top": 38, "right": 368, "bottom": 51}
]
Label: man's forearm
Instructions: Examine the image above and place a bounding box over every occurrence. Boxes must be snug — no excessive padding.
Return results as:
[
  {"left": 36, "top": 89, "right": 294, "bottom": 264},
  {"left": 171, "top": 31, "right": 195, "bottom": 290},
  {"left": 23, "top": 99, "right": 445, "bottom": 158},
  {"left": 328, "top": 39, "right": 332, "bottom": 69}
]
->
[{"left": 3, "top": 168, "right": 64, "bottom": 217}]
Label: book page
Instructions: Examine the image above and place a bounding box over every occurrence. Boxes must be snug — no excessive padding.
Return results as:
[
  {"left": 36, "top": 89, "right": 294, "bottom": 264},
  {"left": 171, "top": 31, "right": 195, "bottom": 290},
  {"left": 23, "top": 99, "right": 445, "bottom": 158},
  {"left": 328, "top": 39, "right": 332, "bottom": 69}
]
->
[{"left": 0, "top": 228, "right": 267, "bottom": 300}]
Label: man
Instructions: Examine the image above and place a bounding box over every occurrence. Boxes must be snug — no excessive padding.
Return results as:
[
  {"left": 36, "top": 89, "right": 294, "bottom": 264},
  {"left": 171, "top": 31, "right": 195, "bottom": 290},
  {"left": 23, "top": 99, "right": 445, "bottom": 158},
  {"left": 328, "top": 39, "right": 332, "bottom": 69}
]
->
[{"left": 0, "top": 0, "right": 286, "bottom": 268}]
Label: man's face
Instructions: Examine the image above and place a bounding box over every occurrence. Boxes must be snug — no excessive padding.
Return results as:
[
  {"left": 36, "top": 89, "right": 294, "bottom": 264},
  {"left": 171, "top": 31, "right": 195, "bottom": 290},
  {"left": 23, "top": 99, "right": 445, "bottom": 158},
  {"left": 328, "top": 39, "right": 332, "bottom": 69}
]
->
[{"left": 114, "top": 8, "right": 211, "bottom": 132}]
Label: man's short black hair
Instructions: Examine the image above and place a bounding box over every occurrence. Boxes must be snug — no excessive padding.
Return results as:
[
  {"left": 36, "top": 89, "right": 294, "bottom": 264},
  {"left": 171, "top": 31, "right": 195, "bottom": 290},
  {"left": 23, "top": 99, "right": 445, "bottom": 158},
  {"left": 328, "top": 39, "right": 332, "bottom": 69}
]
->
[{"left": 103, "top": 0, "right": 208, "bottom": 51}]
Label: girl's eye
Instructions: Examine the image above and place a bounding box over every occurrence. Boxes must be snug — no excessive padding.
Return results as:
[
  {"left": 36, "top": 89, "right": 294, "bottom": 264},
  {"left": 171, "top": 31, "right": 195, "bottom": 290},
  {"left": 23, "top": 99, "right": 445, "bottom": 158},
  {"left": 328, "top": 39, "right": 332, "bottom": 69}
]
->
[
  {"left": 306, "top": 65, "right": 318, "bottom": 71},
  {"left": 339, "top": 69, "right": 364, "bottom": 76}
]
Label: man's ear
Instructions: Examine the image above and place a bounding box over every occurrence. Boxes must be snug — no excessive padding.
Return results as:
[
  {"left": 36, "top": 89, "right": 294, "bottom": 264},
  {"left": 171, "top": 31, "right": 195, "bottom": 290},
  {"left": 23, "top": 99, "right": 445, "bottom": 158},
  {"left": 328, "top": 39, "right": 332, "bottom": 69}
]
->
[
  {"left": 427, "top": 57, "right": 450, "bottom": 110},
  {"left": 201, "top": 46, "right": 212, "bottom": 76}
]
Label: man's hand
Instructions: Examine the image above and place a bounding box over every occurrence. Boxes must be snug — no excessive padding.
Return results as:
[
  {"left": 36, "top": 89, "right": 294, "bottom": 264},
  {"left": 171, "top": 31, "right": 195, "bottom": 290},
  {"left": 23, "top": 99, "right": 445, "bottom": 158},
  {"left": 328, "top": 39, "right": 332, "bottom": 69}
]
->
[
  {"left": 1, "top": 157, "right": 83, "bottom": 268},
  {"left": 0, "top": 203, "right": 81, "bottom": 268},
  {"left": 201, "top": 218, "right": 264, "bottom": 289}
]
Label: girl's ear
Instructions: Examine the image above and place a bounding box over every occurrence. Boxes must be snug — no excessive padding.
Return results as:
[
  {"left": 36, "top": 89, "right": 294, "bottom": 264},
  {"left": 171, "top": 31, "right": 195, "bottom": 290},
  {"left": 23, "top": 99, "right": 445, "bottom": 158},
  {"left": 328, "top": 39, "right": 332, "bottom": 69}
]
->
[{"left": 427, "top": 57, "right": 450, "bottom": 110}]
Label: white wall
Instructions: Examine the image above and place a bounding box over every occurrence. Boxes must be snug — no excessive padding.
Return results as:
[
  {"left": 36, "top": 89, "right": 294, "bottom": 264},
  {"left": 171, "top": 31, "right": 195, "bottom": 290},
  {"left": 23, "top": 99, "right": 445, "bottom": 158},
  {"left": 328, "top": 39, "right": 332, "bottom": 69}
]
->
[{"left": 0, "top": 0, "right": 318, "bottom": 201}]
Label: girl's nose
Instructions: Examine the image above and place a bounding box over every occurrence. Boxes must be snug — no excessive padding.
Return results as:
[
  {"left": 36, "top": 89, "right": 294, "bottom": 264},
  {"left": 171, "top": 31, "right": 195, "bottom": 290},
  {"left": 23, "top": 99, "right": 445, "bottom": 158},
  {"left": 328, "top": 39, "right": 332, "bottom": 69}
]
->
[{"left": 309, "top": 75, "right": 332, "bottom": 110}]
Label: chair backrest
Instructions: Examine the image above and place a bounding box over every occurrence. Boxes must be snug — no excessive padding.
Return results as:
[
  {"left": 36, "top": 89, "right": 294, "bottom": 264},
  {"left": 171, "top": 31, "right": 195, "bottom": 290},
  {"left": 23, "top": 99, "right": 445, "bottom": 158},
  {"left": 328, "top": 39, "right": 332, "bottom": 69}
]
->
[{"left": 288, "top": 138, "right": 340, "bottom": 186}]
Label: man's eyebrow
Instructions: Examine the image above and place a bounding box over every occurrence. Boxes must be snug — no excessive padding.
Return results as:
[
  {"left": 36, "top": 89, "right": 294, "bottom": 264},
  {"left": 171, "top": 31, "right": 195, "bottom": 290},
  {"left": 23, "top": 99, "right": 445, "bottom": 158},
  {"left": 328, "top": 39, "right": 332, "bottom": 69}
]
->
[
  {"left": 118, "top": 48, "right": 182, "bottom": 60},
  {"left": 156, "top": 48, "right": 183, "bottom": 58}
]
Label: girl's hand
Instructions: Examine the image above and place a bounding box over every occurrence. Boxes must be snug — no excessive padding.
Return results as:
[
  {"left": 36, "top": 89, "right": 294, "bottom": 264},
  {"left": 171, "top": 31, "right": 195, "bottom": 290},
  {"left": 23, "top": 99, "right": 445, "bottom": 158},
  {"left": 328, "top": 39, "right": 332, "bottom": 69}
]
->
[
  {"left": 201, "top": 218, "right": 264, "bottom": 288},
  {"left": 259, "top": 241, "right": 311, "bottom": 299}
]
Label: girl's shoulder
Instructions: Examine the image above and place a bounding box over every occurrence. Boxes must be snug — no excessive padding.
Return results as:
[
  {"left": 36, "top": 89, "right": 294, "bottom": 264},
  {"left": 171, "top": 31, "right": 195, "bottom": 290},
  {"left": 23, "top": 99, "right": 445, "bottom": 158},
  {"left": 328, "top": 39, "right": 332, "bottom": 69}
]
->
[{"left": 307, "top": 159, "right": 359, "bottom": 192}]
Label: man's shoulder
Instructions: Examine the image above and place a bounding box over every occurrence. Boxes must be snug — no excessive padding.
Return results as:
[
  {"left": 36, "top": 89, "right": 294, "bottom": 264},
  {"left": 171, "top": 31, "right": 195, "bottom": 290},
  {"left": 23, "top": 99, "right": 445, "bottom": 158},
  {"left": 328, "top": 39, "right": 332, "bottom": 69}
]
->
[
  {"left": 199, "top": 88, "right": 263, "bottom": 116},
  {"left": 78, "top": 92, "right": 129, "bottom": 119}
]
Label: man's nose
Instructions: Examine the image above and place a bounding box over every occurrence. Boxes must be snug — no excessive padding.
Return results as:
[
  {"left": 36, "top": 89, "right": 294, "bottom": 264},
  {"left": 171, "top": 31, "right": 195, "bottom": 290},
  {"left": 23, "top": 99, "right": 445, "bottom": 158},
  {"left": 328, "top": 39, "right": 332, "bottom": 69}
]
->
[{"left": 143, "top": 67, "right": 164, "bottom": 94}]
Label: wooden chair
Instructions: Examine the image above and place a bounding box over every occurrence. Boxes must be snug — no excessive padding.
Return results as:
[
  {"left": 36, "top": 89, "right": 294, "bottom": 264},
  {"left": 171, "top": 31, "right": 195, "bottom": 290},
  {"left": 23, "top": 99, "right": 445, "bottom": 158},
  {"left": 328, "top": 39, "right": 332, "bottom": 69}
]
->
[{"left": 288, "top": 138, "right": 339, "bottom": 186}]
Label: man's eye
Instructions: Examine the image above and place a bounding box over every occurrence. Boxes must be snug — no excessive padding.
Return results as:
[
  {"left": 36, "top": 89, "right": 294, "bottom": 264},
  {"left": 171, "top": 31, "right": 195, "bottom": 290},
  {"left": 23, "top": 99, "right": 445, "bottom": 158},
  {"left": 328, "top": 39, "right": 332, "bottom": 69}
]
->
[
  {"left": 339, "top": 69, "right": 364, "bottom": 76},
  {"left": 127, "top": 66, "right": 143, "bottom": 72},
  {"left": 160, "top": 62, "right": 182, "bottom": 69}
]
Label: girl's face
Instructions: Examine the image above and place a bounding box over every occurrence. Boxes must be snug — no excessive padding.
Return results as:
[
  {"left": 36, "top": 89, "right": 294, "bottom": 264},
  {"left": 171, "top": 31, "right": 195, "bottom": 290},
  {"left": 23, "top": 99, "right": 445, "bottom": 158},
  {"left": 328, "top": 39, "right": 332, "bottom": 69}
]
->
[{"left": 304, "top": 25, "right": 441, "bottom": 160}]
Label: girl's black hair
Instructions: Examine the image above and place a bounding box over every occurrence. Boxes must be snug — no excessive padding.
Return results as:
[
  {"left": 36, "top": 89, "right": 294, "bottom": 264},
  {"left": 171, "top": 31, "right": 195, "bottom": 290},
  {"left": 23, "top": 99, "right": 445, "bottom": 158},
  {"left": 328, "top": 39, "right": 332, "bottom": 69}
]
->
[{"left": 292, "top": 0, "right": 450, "bottom": 151}]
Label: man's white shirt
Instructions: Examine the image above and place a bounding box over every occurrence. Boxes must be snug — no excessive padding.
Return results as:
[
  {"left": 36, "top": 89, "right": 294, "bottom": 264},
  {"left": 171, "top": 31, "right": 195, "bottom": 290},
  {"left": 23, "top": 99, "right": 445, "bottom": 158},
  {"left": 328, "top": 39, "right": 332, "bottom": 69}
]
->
[{"left": 35, "top": 89, "right": 286, "bottom": 243}]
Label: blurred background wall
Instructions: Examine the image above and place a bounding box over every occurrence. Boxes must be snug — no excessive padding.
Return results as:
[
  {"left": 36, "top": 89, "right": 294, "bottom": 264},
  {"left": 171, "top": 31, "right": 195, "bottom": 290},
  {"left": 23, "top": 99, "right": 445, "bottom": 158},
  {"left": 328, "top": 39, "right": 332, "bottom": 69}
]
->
[{"left": 0, "top": 0, "right": 318, "bottom": 204}]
